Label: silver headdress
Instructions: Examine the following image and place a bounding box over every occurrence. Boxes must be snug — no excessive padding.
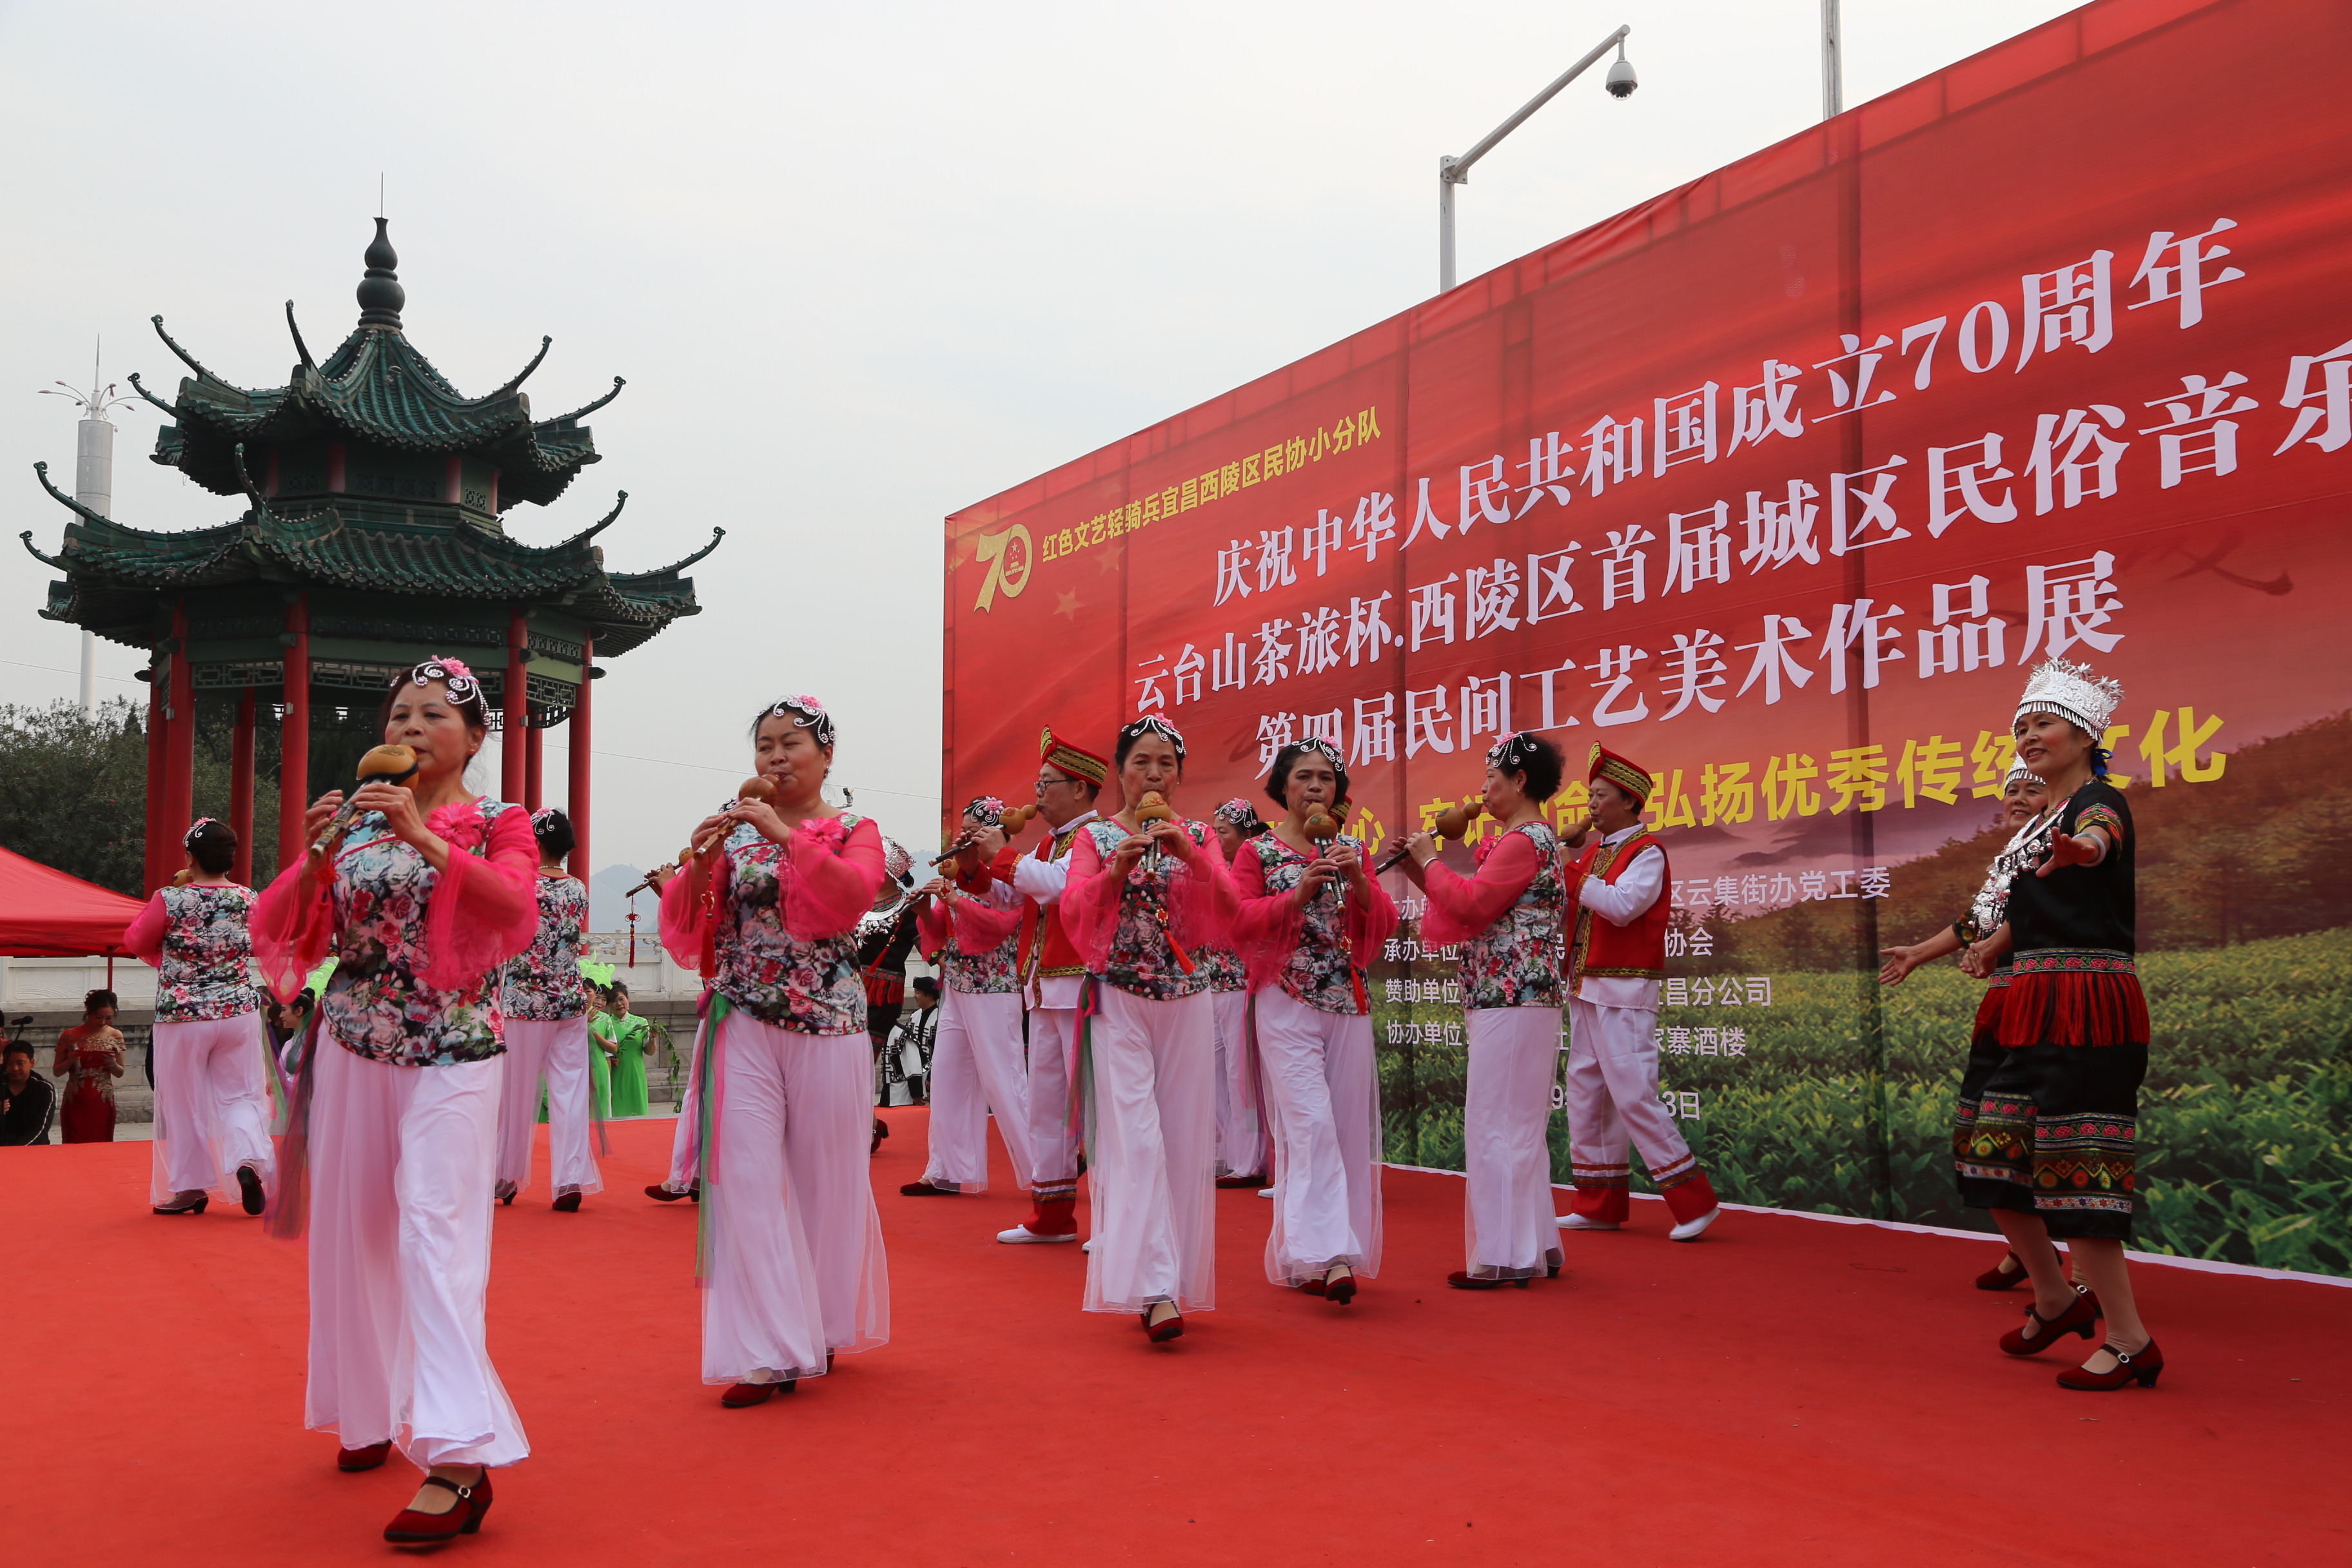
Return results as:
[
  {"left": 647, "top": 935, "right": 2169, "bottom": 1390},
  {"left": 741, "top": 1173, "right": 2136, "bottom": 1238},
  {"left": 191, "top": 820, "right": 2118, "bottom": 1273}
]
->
[
  {"left": 404, "top": 657, "right": 482, "bottom": 707},
  {"left": 1120, "top": 714, "right": 1186, "bottom": 760},
  {"left": 767, "top": 694, "right": 836, "bottom": 748},
  {"left": 1210, "top": 797, "right": 1262, "bottom": 831},
  {"left": 964, "top": 796, "right": 1005, "bottom": 827},
  {"left": 2013, "top": 658, "right": 2123, "bottom": 738}
]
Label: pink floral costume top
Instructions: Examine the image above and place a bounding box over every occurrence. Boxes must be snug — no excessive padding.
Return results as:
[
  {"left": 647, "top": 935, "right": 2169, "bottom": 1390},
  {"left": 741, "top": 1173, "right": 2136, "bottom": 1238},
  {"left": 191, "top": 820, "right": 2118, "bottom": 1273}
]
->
[
  {"left": 659, "top": 813, "right": 887, "bottom": 1035},
  {"left": 1229, "top": 833, "right": 1399, "bottom": 1015},
  {"left": 253, "top": 799, "right": 540, "bottom": 1066},
  {"left": 1420, "top": 821, "right": 1565, "bottom": 1010},
  {"left": 917, "top": 868, "right": 1023, "bottom": 997},
  {"left": 1058, "top": 817, "right": 1240, "bottom": 1002},
  {"left": 1198, "top": 941, "right": 1248, "bottom": 994},
  {"left": 504, "top": 875, "right": 590, "bottom": 1021},
  {"left": 123, "top": 883, "right": 264, "bottom": 1023}
]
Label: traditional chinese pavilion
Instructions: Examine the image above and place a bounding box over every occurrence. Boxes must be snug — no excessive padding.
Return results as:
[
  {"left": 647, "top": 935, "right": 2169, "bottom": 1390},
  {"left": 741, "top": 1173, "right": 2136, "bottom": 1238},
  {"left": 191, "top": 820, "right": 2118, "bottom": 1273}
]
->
[{"left": 21, "top": 220, "right": 718, "bottom": 892}]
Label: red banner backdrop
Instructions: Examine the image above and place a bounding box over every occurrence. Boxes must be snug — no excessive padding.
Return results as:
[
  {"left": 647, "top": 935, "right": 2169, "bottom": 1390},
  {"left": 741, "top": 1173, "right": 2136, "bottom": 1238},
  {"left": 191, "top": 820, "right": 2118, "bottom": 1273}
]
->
[{"left": 944, "top": 0, "right": 2352, "bottom": 1274}]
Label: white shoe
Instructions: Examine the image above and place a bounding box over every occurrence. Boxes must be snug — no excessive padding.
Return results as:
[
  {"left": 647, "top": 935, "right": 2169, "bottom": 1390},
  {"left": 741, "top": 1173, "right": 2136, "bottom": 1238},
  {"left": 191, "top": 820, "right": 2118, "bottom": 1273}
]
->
[
  {"left": 1668, "top": 1206, "right": 1721, "bottom": 1242},
  {"left": 1083, "top": 1239, "right": 1095, "bottom": 1253},
  {"left": 1257, "top": 1188, "right": 1275, "bottom": 1199},
  {"left": 996, "top": 1225, "right": 1077, "bottom": 1244},
  {"left": 1556, "top": 1213, "right": 1620, "bottom": 1231}
]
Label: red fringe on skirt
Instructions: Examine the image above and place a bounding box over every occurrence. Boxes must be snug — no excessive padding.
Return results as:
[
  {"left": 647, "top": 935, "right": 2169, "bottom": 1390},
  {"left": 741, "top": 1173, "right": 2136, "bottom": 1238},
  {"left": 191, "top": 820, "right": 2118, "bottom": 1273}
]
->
[{"left": 1996, "top": 967, "right": 2149, "bottom": 1049}]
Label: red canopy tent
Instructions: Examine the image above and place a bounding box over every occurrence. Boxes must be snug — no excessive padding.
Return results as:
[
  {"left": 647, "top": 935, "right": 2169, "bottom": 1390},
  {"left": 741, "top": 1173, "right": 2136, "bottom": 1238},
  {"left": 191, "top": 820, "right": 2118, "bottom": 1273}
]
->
[{"left": 0, "top": 845, "right": 144, "bottom": 960}]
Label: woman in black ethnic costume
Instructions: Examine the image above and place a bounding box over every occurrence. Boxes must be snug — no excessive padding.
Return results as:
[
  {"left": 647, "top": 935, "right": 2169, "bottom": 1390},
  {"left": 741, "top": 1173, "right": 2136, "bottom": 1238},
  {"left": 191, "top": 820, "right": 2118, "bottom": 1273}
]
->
[
  {"left": 1881, "top": 759, "right": 2091, "bottom": 1294},
  {"left": 1958, "top": 657, "right": 2163, "bottom": 1391}
]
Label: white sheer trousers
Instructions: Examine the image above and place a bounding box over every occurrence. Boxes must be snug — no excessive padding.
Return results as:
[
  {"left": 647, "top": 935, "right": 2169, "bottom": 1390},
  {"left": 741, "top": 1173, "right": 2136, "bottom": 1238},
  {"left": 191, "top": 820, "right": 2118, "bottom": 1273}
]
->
[
  {"left": 148, "top": 1012, "right": 274, "bottom": 1202},
  {"left": 921, "top": 988, "right": 1035, "bottom": 1191},
  {"left": 701, "top": 1007, "right": 888, "bottom": 1385},
  {"left": 1254, "top": 989, "right": 1383, "bottom": 1284},
  {"left": 495, "top": 1016, "right": 601, "bottom": 1197},
  {"left": 1024, "top": 1006, "right": 1081, "bottom": 1189},
  {"left": 306, "top": 1042, "right": 528, "bottom": 1468},
  {"left": 1210, "top": 988, "right": 1267, "bottom": 1178},
  {"left": 1462, "top": 1006, "right": 1564, "bottom": 1280},
  {"left": 1083, "top": 986, "right": 1216, "bottom": 1315}
]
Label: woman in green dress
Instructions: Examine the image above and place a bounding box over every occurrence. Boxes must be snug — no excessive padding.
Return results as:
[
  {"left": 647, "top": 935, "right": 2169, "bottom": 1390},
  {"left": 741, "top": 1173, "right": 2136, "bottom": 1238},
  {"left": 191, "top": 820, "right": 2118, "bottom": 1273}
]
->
[{"left": 592, "top": 981, "right": 654, "bottom": 1117}]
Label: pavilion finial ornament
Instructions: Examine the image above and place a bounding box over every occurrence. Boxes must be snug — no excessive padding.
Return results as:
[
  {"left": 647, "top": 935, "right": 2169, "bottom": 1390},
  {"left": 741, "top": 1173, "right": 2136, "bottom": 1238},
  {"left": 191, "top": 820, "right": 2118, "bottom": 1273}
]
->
[
  {"left": 357, "top": 217, "right": 405, "bottom": 329},
  {"left": 2013, "top": 656, "right": 2124, "bottom": 740}
]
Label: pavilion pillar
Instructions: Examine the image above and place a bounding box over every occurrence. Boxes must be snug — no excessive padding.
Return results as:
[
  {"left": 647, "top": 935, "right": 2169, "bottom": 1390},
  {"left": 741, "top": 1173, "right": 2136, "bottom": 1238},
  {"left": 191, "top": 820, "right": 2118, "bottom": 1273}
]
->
[
  {"left": 142, "top": 668, "right": 166, "bottom": 893},
  {"left": 525, "top": 720, "right": 544, "bottom": 812},
  {"left": 164, "top": 600, "right": 197, "bottom": 870},
  {"left": 502, "top": 608, "right": 528, "bottom": 807},
  {"left": 230, "top": 687, "right": 256, "bottom": 885},
  {"left": 279, "top": 594, "right": 310, "bottom": 878},
  {"left": 569, "top": 637, "right": 593, "bottom": 882}
]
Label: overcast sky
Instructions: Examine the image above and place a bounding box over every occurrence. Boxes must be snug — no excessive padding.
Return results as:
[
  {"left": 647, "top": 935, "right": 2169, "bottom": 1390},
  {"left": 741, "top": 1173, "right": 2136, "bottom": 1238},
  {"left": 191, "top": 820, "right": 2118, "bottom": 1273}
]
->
[{"left": 0, "top": 0, "right": 2080, "bottom": 884}]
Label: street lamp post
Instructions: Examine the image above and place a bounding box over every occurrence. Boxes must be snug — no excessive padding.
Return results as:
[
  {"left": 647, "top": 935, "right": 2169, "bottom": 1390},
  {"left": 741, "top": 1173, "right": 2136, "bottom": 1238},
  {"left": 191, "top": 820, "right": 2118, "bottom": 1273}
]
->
[
  {"left": 1438, "top": 24, "right": 1636, "bottom": 294},
  {"left": 1821, "top": 0, "right": 1843, "bottom": 119}
]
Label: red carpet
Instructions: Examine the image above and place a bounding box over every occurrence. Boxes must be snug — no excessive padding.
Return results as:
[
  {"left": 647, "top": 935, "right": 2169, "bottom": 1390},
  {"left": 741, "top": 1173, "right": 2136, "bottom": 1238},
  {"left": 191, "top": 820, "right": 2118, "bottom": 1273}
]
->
[{"left": 5, "top": 1110, "right": 2344, "bottom": 1566}]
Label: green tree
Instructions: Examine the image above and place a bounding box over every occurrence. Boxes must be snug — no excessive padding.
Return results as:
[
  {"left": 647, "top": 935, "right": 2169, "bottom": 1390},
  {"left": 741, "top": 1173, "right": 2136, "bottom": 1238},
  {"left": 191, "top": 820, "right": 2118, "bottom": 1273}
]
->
[{"left": 0, "top": 698, "right": 280, "bottom": 894}]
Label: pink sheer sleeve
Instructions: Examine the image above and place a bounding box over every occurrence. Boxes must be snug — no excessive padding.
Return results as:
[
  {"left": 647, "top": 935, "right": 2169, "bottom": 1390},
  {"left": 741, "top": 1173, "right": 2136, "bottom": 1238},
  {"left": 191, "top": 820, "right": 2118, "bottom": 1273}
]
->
[
  {"left": 914, "top": 897, "right": 950, "bottom": 963},
  {"left": 253, "top": 865, "right": 335, "bottom": 1004},
  {"left": 658, "top": 860, "right": 714, "bottom": 970},
  {"left": 420, "top": 803, "right": 541, "bottom": 992},
  {"left": 1420, "top": 831, "right": 1539, "bottom": 950},
  {"left": 1055, "top": 830, "right": 1121, "bottom": 972},
  {"left": 1166, "top": 824, "right": 1239, "bottom": 955},
  {"left": 1348, "top": 868, "right": 1401, "bottom": 972},
  {"left": 1228, "top": 842, "right": 1300, "bottom": 992},
  {"left": 777, "top": 816, "right": 887, "bottom": 941},
  {"left": 122, "top": 892, "right": 168, "bottom": 966},
  {"left": 943, "top": 890, "right": 1021, "bottom": 954}
]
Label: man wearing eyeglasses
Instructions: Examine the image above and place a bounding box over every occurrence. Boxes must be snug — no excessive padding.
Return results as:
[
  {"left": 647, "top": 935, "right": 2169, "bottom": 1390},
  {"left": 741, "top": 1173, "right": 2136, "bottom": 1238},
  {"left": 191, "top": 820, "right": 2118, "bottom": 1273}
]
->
[{"left": 985, "top": 728, "right": 1110, "bottom": 1245}]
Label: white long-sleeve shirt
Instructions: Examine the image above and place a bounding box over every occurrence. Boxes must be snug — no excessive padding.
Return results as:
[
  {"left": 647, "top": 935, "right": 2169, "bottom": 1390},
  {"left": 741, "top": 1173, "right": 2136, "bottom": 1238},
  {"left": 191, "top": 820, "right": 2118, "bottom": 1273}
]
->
[
  {"left": 1012, "top": 808, "right": 1097, "bottom": 1008},
  {"left": 1571, "top": 823, "right": 1665, "bottom": 1012}
]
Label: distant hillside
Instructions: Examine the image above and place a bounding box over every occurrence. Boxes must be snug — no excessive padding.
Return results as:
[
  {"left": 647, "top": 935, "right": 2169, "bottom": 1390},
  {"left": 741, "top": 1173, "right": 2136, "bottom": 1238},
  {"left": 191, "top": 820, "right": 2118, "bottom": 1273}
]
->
[{"left": 1702, "top": 710, "right": 2352, "bottom": 970}]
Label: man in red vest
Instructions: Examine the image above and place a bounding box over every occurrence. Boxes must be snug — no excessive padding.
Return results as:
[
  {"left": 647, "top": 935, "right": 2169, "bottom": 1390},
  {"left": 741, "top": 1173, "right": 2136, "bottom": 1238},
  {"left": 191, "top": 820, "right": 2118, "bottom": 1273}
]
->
[
  {"left": 986, "top": 727, "right": 1110, "bottom": 1244},
  {"left": 1558, "top": 744, "right": 1723, "bottom": 1241}
]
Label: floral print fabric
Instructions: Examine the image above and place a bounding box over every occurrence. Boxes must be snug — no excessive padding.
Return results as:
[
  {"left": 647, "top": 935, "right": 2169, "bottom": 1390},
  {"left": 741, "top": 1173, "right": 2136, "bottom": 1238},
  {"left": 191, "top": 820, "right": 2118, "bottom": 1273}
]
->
[
  {"left": 714, "top": 814, "right": 871, "bottom": 1034},
  {"left": 1077, "top": 818, "right": 1219, "bottom": 1002},
  {"left": 153, "top": 884, "right": 262, "bottom": 1023},
  {"left": 1457, "top": 822, "right": 1565, "bottom": 1010},
  {"left": 322, "top": 801, "right": 520, "bottom": 1067},
  {"left": 1243, "top": 834, "right": 1373, "bottom": 1015},
  {"left": 504, "top": 875, "right": 589, "bottom": 1021}
]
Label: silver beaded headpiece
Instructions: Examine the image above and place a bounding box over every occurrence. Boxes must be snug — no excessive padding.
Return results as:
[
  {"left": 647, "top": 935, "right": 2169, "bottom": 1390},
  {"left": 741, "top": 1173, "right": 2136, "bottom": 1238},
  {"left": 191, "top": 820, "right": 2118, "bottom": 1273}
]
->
[
  {"left": 767, "top": 694, "right": 836, "bottom": 748},
  {"left": 2013, "top": 658, "right": 2124, "bottom": 739}
]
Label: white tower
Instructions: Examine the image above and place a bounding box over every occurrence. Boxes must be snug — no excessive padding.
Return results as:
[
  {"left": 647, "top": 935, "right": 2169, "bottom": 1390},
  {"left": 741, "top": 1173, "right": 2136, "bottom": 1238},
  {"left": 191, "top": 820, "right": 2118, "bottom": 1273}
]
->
[{"left": 42, "top": 344, "right": 133, "bottom": 716}]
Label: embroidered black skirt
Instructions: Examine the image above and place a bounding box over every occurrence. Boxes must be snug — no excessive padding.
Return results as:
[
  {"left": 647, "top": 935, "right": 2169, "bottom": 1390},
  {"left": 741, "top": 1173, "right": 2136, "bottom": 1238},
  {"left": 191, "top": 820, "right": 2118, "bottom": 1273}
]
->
[{"left": 1954, "top": 951, "right": 2149, "bottom": 1240}]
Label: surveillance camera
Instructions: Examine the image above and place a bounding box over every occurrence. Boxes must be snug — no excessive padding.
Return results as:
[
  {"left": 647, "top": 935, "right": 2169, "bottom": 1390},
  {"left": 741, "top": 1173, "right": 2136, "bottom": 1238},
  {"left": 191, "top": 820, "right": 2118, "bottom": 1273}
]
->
[{"left": 1605, "top": 56, "right": 1638, "bottom": 98}]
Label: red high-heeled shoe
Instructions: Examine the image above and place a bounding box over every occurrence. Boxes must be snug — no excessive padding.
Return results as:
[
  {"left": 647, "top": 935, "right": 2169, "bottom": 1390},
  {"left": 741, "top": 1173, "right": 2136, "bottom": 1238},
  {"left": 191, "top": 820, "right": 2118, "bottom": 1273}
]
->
[
  {"left": 1974, "top": 1251, "right": 2027, "bottom": 1290},
  {"left": 382, "top": 1471, "right": 493, "bottom": 1543},
  {"left": 1324, "top": 1266, "right": 1357, "bottom": 1306},
  {"left": 337, "top": 1442, "right": 392, "bottom": 1472},
  {"left": 1998, "top": 1289, "right": 2100, "bottom": 1355},
  {"left": 721, "top": 1378, "right": 795, "bottom": 1407},
  {"left": 1142, "top": 1304, "right": 1184, "bottom": 1343},
  {"left": 2056, "top": 1339, "right": 2164, "bottom": 1391}
]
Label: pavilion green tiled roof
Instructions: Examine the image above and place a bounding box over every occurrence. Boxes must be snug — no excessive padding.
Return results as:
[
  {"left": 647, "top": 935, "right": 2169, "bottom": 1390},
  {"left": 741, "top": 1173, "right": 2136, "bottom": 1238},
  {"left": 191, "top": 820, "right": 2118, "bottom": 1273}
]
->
[
  {"left": 136, "top": 253, "right": 618, "bottom": 509},
  {"left": 19, "top": 220, "right": 716, "bottom": 661}
]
